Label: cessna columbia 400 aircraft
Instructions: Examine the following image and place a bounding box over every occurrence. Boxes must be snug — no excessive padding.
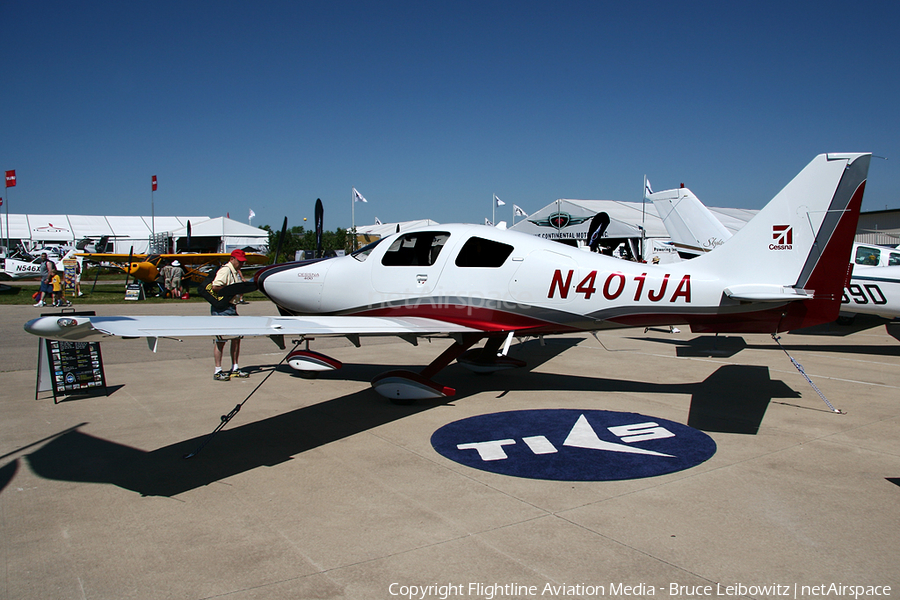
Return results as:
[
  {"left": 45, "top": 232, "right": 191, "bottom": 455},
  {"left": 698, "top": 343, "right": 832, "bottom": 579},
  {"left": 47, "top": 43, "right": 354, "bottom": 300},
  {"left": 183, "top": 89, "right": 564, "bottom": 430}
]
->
[{"left": 26, "top": 153, "right": 870, "bottom": 401}]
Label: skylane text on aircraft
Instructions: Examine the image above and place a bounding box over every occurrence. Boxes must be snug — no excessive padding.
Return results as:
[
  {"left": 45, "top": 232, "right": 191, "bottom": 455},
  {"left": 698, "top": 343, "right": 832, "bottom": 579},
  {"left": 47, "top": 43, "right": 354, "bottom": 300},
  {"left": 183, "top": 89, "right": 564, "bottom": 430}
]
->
[{"left": 387, "top": 581, "right": 892, "bottom": 598}]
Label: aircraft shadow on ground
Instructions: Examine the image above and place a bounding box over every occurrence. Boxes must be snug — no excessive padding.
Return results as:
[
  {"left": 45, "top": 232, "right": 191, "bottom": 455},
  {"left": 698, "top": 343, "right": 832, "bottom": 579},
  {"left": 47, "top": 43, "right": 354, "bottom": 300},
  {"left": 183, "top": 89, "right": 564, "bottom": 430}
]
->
[
  {"left": 0, "top": 460, "right": 19, "bottom": 494},
  {"left": 636, "top": 334, "right": 900, "bottom": 359},
  {"left": 21, "top": 341, "right": 798, "bottom": 497},
  {"left": 791, "top": 314, "right": 891, "bottom": 337}
]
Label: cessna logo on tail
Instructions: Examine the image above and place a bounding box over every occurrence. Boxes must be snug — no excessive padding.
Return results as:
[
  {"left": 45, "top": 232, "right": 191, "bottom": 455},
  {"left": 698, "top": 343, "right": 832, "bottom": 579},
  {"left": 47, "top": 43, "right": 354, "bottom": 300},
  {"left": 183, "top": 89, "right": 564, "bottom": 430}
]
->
[
  {"left": 431, "top": 409, "right": 717, "bottom": 481},
  {"left": 770, "top": 225, "right": 793, "bottom": 250}
]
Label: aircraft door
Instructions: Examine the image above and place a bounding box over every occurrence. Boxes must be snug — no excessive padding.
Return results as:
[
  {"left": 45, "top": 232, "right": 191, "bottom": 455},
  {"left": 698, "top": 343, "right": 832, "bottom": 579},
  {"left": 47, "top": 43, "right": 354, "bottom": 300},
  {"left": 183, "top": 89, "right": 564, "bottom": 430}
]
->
[
  {"left": 509, "top": 249, "right": 578, "bottom": 306},
  {"left": 371, "top": 231, "right": 452, "bottom": 296}
]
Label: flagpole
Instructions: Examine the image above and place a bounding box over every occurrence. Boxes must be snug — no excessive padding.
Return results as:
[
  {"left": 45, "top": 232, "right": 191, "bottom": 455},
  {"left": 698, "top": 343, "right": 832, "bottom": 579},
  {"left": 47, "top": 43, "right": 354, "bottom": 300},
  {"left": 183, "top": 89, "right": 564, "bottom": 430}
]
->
[
  {"left": 492, "top": 194, "right": 495, "bottom": 226},
  {"left": 4, "top": 188, "right": 8, "bottom": 255},
  {"left": 5, "top": 174, "right": 12, "bottom": 254},
  {"left": 351, "top": 188, "right": 355, "bottom": 250},
  {"left": 642, "top": 174, "right": 647, "bottom": 225}
]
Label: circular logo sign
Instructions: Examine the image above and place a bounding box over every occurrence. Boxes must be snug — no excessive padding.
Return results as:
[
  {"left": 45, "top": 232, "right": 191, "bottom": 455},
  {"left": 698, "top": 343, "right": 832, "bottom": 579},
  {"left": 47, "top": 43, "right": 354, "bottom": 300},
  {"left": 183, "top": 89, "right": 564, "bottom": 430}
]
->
[
  {"left": 548, "top": 212, "right": 571, "bottom": 228},
  {"left": 431, "top": 409, "right": 716, "bottom": 481}
]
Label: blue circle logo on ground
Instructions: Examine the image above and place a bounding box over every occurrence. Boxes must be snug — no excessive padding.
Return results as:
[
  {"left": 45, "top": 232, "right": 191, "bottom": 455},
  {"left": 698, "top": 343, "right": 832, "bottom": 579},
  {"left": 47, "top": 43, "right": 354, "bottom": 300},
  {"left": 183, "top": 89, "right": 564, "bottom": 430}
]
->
[{"left": 431, "top": 409, "right": 716, "bottom": 481}]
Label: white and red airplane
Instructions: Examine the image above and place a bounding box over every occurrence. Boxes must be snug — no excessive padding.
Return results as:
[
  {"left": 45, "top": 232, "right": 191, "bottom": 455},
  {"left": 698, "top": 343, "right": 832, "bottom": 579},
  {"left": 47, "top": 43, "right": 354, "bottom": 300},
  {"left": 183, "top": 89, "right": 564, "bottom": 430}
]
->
[{"left": 25, "top": 153, "right": 870, "bottom": 401}]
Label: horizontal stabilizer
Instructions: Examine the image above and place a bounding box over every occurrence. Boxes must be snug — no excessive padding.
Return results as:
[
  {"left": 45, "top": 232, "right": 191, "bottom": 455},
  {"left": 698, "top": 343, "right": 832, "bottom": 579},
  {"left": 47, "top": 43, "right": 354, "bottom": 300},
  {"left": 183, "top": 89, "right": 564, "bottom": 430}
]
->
[{"left": 723, "top": 285, "right": 813, "bottom": 302}]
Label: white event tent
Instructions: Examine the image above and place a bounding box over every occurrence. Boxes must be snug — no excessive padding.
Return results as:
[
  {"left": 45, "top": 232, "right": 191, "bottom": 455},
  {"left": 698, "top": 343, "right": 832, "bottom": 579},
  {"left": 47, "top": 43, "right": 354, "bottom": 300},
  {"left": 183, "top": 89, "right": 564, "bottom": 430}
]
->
[
  {"left": 510, "top": 198, "right": 756, "bottom": 262},
  {"left": 169, "top": 217, "right": 270, "bottom": 253},
  {"left": 1, "top": 214, "right": 268, "bottom": 255}
]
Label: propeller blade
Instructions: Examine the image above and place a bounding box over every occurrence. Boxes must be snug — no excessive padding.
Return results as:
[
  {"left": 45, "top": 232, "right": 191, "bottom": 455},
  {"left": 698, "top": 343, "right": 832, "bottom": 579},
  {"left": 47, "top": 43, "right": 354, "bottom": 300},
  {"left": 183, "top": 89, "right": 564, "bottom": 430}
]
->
[
  {"left": 220, "top": 281, "right": 257, "bottom": 296},
  {"left": 315, "top": 198, "right": 324, "bottom": 259},
  {"left": 273, "top": 216, "right": 287, "bottom": 264},
  {"left": 123, "top": 246, "right": 134, "bottom": 288}
]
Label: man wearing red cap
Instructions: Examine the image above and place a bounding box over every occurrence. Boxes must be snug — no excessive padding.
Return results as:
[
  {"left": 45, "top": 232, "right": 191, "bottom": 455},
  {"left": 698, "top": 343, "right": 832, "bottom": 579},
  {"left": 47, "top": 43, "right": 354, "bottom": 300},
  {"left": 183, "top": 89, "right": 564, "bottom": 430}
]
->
[{"left": 210, "top": 249, "right": 249, "bottom": 381}]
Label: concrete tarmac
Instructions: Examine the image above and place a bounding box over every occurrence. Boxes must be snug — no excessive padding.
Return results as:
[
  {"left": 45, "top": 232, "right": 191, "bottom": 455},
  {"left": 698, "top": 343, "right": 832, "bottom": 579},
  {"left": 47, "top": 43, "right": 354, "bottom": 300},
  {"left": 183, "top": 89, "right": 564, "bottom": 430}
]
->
[{"left": 1, "top": 301, "right": 898, "bottom": 599}]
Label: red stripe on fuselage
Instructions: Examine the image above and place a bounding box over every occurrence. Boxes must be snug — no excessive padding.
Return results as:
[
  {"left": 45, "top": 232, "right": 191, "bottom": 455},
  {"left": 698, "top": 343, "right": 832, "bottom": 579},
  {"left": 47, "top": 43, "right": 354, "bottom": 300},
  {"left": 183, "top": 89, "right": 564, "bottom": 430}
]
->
[{"left": 353, "top": 304, "right": 574, "bottom": 333}]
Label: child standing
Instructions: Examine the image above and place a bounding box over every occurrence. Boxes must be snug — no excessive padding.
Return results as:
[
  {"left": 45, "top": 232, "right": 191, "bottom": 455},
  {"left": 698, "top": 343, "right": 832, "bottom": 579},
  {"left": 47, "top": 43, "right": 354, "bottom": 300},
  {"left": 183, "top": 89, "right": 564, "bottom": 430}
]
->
[{"left": 50, "top": 264, "right": 69, "bottom": 307}]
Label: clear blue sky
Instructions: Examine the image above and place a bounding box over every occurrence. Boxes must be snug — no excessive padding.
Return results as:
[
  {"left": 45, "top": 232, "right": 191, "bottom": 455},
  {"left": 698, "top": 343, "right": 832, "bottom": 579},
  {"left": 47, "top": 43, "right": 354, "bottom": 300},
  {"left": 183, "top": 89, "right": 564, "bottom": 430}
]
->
[{"left": 4, "top": 0, "right": 899, "bottom": 231}]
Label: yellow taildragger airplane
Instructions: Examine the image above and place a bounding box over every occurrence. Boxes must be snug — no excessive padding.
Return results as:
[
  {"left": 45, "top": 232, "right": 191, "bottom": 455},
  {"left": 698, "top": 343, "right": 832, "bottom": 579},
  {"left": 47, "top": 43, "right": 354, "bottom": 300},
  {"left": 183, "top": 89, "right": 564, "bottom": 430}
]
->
[{"left": 77, "top": 251, "right": 269, "bottom": 285}]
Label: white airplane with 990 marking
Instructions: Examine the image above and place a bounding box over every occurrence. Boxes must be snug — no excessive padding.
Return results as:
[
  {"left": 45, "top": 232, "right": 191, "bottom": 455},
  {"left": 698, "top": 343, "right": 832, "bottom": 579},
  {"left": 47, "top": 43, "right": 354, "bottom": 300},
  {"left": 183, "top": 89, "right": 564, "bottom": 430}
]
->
[{"left": 26, "top": 153, "right": 870, "bottom": 402}]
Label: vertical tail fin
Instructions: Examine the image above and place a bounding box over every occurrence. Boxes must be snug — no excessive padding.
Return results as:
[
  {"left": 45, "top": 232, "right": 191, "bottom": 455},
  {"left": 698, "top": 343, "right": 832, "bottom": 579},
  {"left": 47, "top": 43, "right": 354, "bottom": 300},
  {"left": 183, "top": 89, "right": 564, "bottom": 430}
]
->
[
  {"left": 650, "top": 187, "right": 733, "bottom": 257},
  {"left": 693, "top": 153, "right": 870, "bottom": 331}
]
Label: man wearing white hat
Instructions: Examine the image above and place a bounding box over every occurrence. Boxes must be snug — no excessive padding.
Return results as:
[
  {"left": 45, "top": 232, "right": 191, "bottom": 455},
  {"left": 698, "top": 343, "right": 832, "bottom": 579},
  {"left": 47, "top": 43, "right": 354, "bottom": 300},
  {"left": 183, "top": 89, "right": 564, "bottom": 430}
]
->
[{"left": 170, "top": 260, "right": 183, "bottom": 298}]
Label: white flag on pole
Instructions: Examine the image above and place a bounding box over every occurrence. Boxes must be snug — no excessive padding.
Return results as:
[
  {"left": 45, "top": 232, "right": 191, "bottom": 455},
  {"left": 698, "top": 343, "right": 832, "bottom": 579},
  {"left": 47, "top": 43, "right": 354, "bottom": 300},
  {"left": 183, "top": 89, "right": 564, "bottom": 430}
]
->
[
  {"left": 484, "top": 218, "right": 493, "bottom": 226},
  {"left": 249, "top": 209, "right": 256, "bottom": 219},
  {"left": 494, "top": 194, "right": 505, "bottom": 207},
  {"left": 353, "top": 187, "right": 367, "bottom": 203},
  {"left": 644, "top": 179, "right": 653, "bottom": 198},
  {"left": 374, "top": 217, "right": 382, "bottom": 225},
  {"left": 513, "top": 204, "right": 527, "bottom": 217}
]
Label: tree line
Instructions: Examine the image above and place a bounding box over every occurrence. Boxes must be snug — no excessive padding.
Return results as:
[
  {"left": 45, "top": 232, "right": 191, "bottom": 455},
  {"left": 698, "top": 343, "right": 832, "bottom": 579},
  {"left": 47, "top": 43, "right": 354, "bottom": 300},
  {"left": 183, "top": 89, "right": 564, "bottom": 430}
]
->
[{"left": 259, "top": 224, "right": 352, "bottom": 260}]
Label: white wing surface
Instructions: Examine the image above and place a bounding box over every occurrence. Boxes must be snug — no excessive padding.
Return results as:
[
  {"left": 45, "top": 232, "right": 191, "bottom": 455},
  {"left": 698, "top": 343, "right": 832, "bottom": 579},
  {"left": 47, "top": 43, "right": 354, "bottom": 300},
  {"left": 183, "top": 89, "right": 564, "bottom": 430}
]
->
[{"left": 25, "top": 315, "right": 481, "bottom": 342}]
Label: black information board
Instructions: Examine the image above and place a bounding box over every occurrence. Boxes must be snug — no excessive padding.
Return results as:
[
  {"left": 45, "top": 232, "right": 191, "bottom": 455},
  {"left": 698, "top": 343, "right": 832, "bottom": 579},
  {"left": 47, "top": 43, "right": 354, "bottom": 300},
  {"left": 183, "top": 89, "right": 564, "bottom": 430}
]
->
[
  {"left": 45, "top": 340, "right": 107, "bottom": 398},
  {"left": 125, "top": 283, "right": 145, "bottom": 301},
  {"left": 35, "top": 311, "right": 108, "bottom": 402}
]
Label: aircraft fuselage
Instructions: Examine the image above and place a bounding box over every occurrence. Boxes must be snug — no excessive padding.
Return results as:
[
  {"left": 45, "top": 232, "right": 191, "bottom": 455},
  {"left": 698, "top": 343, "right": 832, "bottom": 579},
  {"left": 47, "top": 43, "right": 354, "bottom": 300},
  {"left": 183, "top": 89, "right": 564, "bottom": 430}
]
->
[{"left": 257, "top": 224, "right": 811, "bottom": 335}]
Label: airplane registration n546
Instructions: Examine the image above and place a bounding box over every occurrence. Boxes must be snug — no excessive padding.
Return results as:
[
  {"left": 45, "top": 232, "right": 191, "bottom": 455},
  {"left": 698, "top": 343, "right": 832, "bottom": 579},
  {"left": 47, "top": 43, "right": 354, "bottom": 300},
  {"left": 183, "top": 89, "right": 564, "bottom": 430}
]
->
[{"left": 26, "top": 153, "right": 871, "bottom": 401}]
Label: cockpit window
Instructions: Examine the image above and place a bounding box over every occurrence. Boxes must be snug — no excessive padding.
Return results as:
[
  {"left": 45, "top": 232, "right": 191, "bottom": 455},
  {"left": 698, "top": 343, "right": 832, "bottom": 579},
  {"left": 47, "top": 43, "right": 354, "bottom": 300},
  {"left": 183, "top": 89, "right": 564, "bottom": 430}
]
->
[
  {"left": 855, "top": 246, "right": 881, "bottom": 266},
  {"left": 381, "top": 232, "right": 450, "bottom": 266},
  {"left": 351, "top": 237, "right": 385, "bottom": 262},
  {"left": 455, "top": 236, "right": 514, "bottom": 268}
]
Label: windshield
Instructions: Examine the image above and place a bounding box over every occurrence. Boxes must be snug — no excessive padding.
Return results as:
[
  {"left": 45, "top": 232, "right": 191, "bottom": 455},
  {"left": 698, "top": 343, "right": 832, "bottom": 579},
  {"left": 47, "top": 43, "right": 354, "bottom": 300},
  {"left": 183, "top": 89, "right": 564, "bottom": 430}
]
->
[{"left": 351, "top": 237, "right": 386, "bottom": 262}]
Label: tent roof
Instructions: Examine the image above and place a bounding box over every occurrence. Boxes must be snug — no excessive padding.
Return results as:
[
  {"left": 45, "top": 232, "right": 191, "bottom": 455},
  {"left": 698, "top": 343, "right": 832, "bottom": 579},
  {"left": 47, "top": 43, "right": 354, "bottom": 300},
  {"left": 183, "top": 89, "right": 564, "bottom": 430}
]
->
[
  {"left": 511, "top": 198, "right": 756, "bottom": 240},
  {"left": 2, "top": 214, "right": 208, "bottom": 241},
  {"left": 2, "top": 214, "right": 38, "bottom": 239},
  {"left": 170, "top": 216, "right": 268, "bottom": 238},
  {"left": 25, "top": 215, "right": 74, "bottom": 241},
  {"left": 356, "top": 220, "right": 440, "bottom": 238}
]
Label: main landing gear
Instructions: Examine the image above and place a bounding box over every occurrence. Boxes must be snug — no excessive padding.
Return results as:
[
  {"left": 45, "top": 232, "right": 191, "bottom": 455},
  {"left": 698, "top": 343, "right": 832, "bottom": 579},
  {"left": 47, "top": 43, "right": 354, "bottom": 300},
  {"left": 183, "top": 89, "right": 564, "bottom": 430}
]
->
[{"left": 285, "top": 334, "right": 525, "bottom": 404}]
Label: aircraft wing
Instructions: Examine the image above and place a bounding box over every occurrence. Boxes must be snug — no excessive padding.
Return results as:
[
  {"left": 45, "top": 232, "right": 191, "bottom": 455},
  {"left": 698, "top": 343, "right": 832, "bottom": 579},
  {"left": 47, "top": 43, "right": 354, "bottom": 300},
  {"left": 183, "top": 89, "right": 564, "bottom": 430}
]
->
[
  {"left": 156, "top": 253, "right": 269, "bottom": 266},
  {"left": 77, "top": 253, "right": 149, "bottom": 262},
  {"left": 25, "top": 314, "right": 483, "bottom": 343},
  {"left": 76, "top": 252, "right": 268, "bottom": 265}
]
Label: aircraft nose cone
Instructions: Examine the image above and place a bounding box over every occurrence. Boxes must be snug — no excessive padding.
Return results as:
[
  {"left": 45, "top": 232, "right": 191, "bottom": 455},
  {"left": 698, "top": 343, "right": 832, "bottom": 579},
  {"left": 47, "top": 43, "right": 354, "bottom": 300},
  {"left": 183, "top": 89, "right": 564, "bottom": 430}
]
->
[{"left": 256, "top": 258, "right": 331, "bottom": 313}]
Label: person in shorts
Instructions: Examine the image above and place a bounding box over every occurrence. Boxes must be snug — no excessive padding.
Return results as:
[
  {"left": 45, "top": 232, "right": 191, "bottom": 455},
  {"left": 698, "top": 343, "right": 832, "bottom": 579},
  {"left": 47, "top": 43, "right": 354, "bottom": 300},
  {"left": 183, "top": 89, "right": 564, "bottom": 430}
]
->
[
  {"left": 170, "top": 260, "right": 183, "bottom": 298},
  {"left": 34, "top": 253, "right": 53, "bottom": 307},
  {"left": 210, "top": 249, "right": 248, "bottom": 380},
  {"left": 50, "top": 263, "right": 68, "bottom": 307}
]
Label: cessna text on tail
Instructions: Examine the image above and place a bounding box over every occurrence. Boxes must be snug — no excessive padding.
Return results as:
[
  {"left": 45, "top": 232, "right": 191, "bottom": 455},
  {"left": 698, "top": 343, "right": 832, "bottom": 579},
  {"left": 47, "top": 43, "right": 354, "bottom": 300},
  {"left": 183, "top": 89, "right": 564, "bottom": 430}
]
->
[{"left": 26, "top": 153, "right": 871, "bottom": 400}]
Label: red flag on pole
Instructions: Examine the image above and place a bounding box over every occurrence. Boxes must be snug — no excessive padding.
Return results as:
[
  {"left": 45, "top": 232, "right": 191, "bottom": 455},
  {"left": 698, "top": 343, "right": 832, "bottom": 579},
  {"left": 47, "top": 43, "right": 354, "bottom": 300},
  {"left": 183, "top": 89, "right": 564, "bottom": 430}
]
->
[
  {"left": 5, "top": 170, "right": 16, "bottom": 187},
  {"left": 152, "top": 175, "right": 158, "bottom": 191}
]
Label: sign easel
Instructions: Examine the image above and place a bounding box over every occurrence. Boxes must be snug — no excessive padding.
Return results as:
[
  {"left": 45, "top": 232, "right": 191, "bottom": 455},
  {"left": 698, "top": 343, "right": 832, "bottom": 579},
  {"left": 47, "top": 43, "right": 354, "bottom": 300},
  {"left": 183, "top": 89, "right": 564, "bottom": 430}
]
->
[{"left": 35, "top": 311, "right": 108, "bottom": 403}]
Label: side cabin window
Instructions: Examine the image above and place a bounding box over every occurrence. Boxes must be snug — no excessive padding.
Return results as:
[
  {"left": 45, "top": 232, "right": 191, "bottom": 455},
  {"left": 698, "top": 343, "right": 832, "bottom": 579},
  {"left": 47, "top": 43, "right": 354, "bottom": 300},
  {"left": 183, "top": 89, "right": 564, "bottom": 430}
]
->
[
  {"left": 855, "top": 246, "right": 881, "bottom": 266},
  {"left": 455, "top": 236, "right": 514, "bottom": 268},
  {"left": 381, "top": 232, "right": 450, "bottom": 267},
  {"left": 889, "top": 252, "right": 900, "bottom": 267}
]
